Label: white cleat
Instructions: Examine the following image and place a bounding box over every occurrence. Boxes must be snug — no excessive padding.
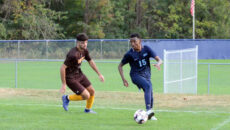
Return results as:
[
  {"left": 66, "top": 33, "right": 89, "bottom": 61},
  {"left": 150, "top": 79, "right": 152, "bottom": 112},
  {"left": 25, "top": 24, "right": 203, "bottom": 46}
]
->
[{"left": 150, "top": 116, "right": 158, "bottom": 121}]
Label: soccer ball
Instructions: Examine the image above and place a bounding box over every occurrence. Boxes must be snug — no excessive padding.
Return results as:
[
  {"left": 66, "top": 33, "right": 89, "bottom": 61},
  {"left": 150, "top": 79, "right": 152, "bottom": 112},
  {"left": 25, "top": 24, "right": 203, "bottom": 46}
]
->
[{"left": 133, "top": 109, "right": 148, "bottom": 124}]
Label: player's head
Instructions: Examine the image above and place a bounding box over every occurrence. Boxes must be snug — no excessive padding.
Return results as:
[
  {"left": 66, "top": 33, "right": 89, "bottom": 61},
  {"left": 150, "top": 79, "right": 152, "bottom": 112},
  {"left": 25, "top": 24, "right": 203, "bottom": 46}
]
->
[
  {"left": 130, "top": 33, "right": 142, "bottom": 52},
  {"left": 76, "top": 33, "right": 88, "bottom": 50}
]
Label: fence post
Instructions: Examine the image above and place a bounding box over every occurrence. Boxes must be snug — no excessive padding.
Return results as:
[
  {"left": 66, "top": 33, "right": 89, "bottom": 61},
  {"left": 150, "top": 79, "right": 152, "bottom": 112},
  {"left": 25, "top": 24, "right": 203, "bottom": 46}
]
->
[
  {"left": 46, "top": 40, "right": 49, "bottom": 59},
  {"left": 195, "top": 45, "right": 198, "bottom": 94},
  {"left": 163, "top": 49, "right": 166, "bottom": 93},
  {"left": 100, "top": 40, "right": 103, "bottom": 59},
  {"left": 15, "top": 41, "right": 20, "bottom": 88},
  {"left": 18, "top": 40, "right": 20, "bottom": 59},
  {"left": 180, "top": 50, "right": 183, "bottom": 93},
  {"left": 208, "top": 64, "right": 210, "bottom": 94}
]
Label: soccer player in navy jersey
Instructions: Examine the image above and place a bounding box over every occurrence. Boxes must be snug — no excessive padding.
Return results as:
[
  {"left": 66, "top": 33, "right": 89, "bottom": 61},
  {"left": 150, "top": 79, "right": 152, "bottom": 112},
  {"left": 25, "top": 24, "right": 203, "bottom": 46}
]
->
[
  {"left": 60, "top": 33, "right": 104, "bottom": 113},
  {"left": 118, "top": 33, "right": 162, "bottom": 120}
]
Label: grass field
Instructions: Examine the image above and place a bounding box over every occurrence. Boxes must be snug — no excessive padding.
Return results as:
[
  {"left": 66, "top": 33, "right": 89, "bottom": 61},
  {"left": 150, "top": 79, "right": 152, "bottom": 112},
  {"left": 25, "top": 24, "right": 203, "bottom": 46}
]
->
[
  {"left": 0, "top": 59, "right": 230, "bottom": 94},
  {"left": 0, "top": 59, "right": 230, "bottom": 129},
  {"left": 0, "top": 88, "right": 230, "bottom": 130}
]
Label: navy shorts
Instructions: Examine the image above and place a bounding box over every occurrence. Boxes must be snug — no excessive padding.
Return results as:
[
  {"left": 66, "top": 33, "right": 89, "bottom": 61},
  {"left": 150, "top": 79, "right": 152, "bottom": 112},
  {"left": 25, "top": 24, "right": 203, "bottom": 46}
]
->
[{"left": 131, "top": 74, "right": 152, "bottom": 91}]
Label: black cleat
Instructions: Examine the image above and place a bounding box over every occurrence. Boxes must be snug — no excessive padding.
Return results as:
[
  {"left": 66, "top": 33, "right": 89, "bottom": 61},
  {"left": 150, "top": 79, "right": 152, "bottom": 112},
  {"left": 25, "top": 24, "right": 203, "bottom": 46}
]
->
[{"left": 146, "top": 110, "right": 155, "bottom": 120}]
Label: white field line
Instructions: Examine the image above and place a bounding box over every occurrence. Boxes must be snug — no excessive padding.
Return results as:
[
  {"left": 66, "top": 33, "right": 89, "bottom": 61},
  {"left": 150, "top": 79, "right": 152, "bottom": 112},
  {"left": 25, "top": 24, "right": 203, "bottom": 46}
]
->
[
  {"left": 165, "top": 76, "right": 196, "bottom": 84},
  {"left": 211, "top": 116, "right": 230, "bottom": 130},
  {"left": 0, "top": 103, "right": 230, "bottom": 115}
]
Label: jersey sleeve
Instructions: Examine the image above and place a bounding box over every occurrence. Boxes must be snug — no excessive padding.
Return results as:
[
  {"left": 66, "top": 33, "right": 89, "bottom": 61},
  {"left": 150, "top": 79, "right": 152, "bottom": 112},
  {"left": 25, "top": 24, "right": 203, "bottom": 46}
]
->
[
  {"left": 64, "top": 52, "right": 72, "bottom": 67},
  {"left": 85, "top": 49, "right": 92, "bottom": 61},
  {"left": 121, "top": 53, "right": 130, "bottom": 65},
  {"left": 145, "top": 46, "right": 157, "bottom": 58}
]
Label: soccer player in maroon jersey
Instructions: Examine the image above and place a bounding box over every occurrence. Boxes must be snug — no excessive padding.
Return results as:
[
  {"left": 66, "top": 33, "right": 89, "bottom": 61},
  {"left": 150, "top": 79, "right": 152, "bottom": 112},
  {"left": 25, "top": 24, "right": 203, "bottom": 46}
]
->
[{"left": 60, "top": 33, "right": 104, "bottom": 113}]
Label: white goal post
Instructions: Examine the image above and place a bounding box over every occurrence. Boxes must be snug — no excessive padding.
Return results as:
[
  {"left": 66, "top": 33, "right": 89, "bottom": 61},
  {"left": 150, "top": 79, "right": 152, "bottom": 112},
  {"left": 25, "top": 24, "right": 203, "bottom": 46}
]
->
[{"left": 163, "top": 45, "right": 198, "bottom": 94}]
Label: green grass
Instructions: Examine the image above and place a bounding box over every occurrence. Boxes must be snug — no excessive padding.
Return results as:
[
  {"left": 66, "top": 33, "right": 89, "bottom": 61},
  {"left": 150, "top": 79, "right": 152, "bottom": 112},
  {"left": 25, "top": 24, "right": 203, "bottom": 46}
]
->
[
  {"left": 1, "top": 104, "right": 229, "bottom": 130},
  {"left": 0, "top": 89, "right": 230, "bottom": 130},
  {"left": 0, "top": 59, "right": 230, "bottom": 94},
  {"left": 0, "top": 59, "right": 230, "bottom": 129},
  {"left": 1, "top": 54, "right": 230, "bottom": 129}
]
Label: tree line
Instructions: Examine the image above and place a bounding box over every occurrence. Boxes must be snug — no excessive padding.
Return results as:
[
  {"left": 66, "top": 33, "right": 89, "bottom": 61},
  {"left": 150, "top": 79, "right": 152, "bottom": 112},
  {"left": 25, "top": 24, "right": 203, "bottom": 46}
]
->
[{"left": 0, "top": 0, "right": 230, "bottom": 40}]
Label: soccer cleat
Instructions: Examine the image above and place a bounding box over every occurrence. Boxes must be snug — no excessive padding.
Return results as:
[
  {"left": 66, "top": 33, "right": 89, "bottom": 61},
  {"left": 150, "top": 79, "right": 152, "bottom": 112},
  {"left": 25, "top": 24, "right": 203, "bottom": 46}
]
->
[
  {"left": 84, "top": 109, "right": 97, "bottom": 114},
  {"left": 150, "top": 116, "right": 158, "bottom": 121},
  {"left": 62, "top": 95, "right": 69, "bottom": 111},
  {"left": 146, "top": 109, "right": 155, "bottom": 120}
]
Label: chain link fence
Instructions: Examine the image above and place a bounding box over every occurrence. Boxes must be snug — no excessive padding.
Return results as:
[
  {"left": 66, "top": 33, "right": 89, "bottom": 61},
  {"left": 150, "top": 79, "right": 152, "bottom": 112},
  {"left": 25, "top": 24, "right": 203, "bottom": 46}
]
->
[
  {"left": 0, "top": 39, "right": 130, "bottom": 60},
  {"left": 0, "top": 40, "right": 230, "bottom": 94}
]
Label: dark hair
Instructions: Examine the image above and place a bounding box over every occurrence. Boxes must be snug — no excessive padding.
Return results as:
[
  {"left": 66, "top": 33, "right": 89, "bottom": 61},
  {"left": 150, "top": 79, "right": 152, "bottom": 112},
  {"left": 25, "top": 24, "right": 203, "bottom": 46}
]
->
[
  {"left": 76, "top": 33, "right": 88, "bottom": 41},
  {"left": 130, "top": 33, "right": 141, "bottom": 39}
]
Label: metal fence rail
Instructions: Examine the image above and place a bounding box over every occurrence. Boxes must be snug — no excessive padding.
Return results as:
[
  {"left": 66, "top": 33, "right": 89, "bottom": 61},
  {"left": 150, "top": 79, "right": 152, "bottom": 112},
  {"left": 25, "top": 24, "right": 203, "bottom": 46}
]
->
[
  {"left": 1, "top": 39, "right": 230, "bottom": 59},
  {"left": 1, "top": 40, "right": 230, "bottom": 94}
]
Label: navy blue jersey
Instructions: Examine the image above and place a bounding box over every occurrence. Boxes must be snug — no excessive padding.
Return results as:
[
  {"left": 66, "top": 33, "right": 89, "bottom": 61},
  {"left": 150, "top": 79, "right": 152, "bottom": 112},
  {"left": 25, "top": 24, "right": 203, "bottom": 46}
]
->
[{"left": 121, "top": 45, "right": 156, "bottom": 77}]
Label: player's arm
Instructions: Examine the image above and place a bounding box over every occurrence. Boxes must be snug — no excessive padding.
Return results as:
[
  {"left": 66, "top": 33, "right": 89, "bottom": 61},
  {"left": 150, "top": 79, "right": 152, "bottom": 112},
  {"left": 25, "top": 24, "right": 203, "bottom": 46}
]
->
[
  {"left": 145, "top": 46, "right": 162, "bottom": 70},
  {"left": 60, "top": 64, "right": 67, "bottom": 94},
  {"left": 118, "top": 62, "right": 129, "bottom": 87},
  {"left": 88, "top": 60, "right": 104, "bottom": 82},
  {"left": 153, "top": 56, "right": 162, "bottom": 70}
]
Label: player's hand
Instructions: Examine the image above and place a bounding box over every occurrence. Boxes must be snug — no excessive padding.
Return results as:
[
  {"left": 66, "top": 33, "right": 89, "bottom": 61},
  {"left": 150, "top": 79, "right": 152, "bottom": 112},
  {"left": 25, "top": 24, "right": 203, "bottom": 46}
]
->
[
  {"left": 60, "top": 84, "right": 66, "bottom": 94},
  {"left": 99, "top": 74, "right": 105, "bottom": 82},
  {"left": 123, "top": 79, "right": 129, "bottom": 87},
  {"left": 153, "top": 64, "right": 161, "bottom": 70}
]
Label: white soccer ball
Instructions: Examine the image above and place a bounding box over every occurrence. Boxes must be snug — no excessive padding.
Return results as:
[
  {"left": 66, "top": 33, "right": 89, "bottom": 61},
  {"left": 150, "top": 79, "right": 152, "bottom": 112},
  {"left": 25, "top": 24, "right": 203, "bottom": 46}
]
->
[{"left": 133, "top": 109, "right": 148, "bottom": 124}]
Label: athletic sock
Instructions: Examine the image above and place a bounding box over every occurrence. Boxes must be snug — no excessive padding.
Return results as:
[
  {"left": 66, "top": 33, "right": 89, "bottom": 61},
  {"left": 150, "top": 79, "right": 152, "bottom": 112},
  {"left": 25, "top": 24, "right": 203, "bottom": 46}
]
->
[
  {"left": 68, "top": 94, "right": 83, "bottom": 101},
  {"left": 86, "top": 95, "right": 95, "bottom": 109}
]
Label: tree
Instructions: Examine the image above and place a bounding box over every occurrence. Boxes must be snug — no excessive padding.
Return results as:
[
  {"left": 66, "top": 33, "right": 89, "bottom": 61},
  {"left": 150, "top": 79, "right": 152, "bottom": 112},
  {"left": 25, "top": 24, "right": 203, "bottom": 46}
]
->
[
  {"left": 0, "top": 0, "right": 65, "bottom": 40},
  {"left": 1, "top": 0, "right": 230, "bottom": 39}
]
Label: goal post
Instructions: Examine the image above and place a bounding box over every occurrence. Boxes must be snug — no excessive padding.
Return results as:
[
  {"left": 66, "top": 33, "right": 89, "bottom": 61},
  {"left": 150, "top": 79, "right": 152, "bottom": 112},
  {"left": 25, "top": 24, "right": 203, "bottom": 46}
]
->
[{"left": 163, "top": 45, "right": 198, "bottom": 94}]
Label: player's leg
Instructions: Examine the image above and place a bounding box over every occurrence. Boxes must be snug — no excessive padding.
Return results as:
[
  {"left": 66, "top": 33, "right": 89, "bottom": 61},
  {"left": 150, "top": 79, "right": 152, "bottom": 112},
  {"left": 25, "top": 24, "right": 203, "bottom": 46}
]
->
[
  {"left": 84, "top": 85, "right": 96, "bottom": 113},
  {"left": 143, "top": 80, "right": 156, "bottom": 120},
  {"left": 149, "top": 81, "right": 153, "bottom": 109},
  {"left": 81, "top": 74, "right": 96, "bottom": 113},
  {"left": 132, "top": 76, "right": 156, "bottom": 120},
  {"left": 131, "top": 75, "right": 152, "bottom": 110},
  {"left": 86, "top": 85, "right": 95, "bottom": 109},
  {"left": 146, "top": 80, "right": 157, "bottom": 120},
  {"left": 69, "top": 89, "right": 90, "bottom": 100},
  {"left": 62, "top": 79, "right": 88, "bottom": 111},
  {"left": 150, "top": 89, "right": 153, "bottom": 109},
  {"left": 62, "top": 90, "right": 89, "bottom": 111}
]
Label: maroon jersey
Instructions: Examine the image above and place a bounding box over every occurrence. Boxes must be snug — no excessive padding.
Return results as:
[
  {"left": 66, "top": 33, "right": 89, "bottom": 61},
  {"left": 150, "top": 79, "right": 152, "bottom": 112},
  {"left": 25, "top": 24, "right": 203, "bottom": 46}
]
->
[{"left": 64, "top": 47, "right": 91, "bottom": 79}]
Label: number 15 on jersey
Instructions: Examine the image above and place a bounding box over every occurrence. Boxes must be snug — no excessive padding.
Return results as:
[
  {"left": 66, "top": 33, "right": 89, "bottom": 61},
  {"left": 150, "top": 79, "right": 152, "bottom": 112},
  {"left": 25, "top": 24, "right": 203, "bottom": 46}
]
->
[{"left": 138, "top": 59, "right": 146, "bottom": 67}]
